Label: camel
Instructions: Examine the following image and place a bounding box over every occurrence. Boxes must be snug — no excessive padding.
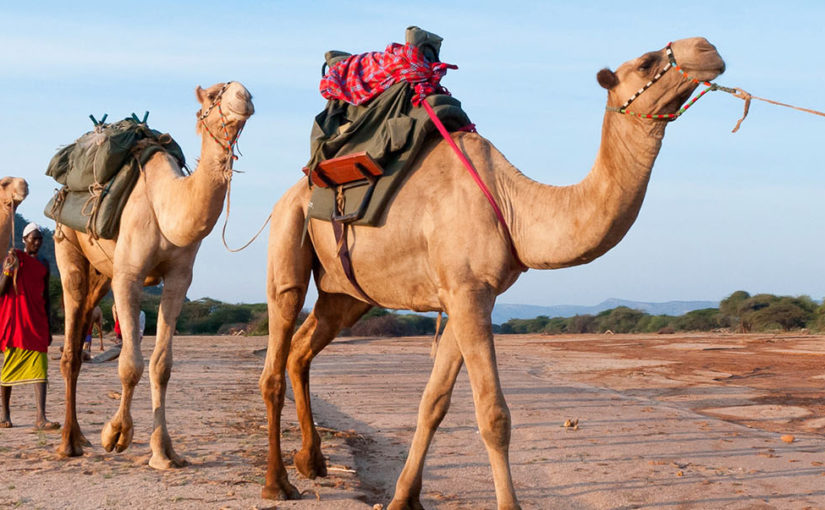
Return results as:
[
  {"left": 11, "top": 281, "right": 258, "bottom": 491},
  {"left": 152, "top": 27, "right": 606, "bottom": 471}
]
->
[
  {"left": 54, "top": 82, "right": 254, "bottom": 469},
  {"left": 0, "top": 177, "right": 29, "bottom": 255},
  {"left": 260, "top": 37, "right": 725, "bottom": 509}
]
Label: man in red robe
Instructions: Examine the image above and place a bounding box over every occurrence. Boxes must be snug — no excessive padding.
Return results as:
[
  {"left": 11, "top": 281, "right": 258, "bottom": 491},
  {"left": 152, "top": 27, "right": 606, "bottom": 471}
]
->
[{"left": 0, "top": 223, "right": 58, "bottom": 429}]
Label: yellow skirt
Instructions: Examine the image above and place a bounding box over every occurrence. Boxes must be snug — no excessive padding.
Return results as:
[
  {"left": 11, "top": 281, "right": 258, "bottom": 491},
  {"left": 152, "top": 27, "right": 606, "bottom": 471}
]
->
[{"left": 1, "top": 347, "right": 47, "bottom": 386}]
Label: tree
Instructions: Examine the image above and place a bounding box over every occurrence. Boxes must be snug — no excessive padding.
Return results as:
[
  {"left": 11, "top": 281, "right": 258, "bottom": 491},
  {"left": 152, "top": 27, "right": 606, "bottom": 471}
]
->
[
  {"left": 673, "top": 308, "right": 721, "bottom": 331},
  {"left": 594, "top": 307, "right": 645, "bottom": 333},
  {"left": 718, "top": 290, "right": 751, "bottom": 331}
]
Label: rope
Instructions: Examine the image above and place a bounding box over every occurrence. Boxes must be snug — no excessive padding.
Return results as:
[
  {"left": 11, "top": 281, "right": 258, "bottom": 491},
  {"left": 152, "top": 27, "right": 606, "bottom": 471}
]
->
[
  {"left": 430, "top": 311, "right": 443, "bottom": 359},
  {"left": 220, "top": 169, "right": 272, "bottom": 253},
  {"left": 607, "top": 42, "right": 825, "bottom": 132},
  {"left": 5, "top": 200, "right": 18, "bottom": 293}
]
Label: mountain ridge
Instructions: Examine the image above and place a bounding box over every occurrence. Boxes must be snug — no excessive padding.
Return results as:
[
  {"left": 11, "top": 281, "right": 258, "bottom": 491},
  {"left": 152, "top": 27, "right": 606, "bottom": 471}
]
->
[{"left": 491, "top": 298, "right": 719, "bottom": 325}]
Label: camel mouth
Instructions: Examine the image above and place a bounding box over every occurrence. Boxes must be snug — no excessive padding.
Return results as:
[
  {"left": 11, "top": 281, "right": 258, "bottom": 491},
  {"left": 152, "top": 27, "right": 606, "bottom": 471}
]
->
[{"left": 226, "top": 102, "right": 255, "bottom": 118}]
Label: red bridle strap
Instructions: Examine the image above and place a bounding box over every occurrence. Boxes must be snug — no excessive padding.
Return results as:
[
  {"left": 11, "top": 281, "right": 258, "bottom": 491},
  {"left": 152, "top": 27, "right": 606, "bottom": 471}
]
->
[{"left": 421, "top": 100, "right": 527, "bottom": 271}]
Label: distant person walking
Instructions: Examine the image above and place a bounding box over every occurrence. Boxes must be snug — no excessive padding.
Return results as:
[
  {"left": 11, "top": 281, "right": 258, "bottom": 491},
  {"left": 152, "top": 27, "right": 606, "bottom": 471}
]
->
[
  {"left": 0, "top": 223, "right": 58, "bottom": 429},
  {"left": 85, "top": 305, "right": 104, "bottom": 354}
]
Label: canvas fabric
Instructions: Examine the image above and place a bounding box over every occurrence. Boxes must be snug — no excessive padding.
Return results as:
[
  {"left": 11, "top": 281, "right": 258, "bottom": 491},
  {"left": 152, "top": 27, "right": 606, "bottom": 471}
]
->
[
  {"left": 44, "top": 118, "right": 185, "bottom": 239},
  {"left": 306, "top": 84, "right": 471, "bottom": 225},
  {"left": 306, "top": 26, "right": 471, "bottom": 226}
]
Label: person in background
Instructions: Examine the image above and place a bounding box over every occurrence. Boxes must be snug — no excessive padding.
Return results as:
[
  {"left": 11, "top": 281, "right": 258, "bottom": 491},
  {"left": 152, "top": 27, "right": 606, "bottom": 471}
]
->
[
  {"left": 0, "top": 223, "right": 58, "bottom": 430},
  {"left": 112, "top": 304, "right": 122, "bottom": 345},
  {"left": 83, "top": 306, "right": 104, "bottom": 358},
  {"left": 111, "top": 304, "right": 145, "bottom": 345}
]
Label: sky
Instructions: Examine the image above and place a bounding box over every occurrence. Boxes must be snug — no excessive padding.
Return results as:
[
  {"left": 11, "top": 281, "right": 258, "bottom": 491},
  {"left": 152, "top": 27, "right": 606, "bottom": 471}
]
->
[{"left": 3, "top": 1, "right": 824, "bottom": 308}]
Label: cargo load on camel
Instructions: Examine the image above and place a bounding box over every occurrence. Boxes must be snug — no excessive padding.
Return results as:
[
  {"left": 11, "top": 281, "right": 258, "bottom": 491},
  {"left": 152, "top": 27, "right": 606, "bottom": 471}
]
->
[
  {"left": 304, "top": 26, "right": 473, "bottom": 226},
  {"left": 44, "top": 114, "right": 185, "bottom": 240}
]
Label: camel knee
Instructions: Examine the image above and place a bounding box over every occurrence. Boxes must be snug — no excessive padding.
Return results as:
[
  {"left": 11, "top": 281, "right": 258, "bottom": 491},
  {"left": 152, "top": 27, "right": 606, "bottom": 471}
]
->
[
  {"left": 259, "top": 371, "right": 286, "bottom": 403},
  {"left": 420, "top": 389, "right": 452, "bottom": 430},
  {"left": 478, "top": 404, "right": 512, "bottom": 449},
  {"left": 118, "top": 360, "right": 144, "bottom": 387},
  {"left": 149, "top": 358, "right": 172, "bottom": 386}
]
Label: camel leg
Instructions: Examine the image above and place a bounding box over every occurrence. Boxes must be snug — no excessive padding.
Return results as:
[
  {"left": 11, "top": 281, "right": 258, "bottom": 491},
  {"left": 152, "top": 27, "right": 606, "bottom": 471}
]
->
[
  {"left": 447, "top": 291, "right": 520, "bottom": 510},
  {"left": 101, "top": 274, "right": 144, "bottom": 453},
  {"left": 56, "top": 235, "right": 111, "bottom": 456},
  {"left": 260, "top": 193, "right": 314, "bottom": 501},
  {"left": 147, "top": 266, "right": 191, "bottom": 469},
  {"left": 288, "top": 292, "right": 371, "bottom": 479},
  {"left": 388, "top": 325, "right": 463, "bottom": 510}
]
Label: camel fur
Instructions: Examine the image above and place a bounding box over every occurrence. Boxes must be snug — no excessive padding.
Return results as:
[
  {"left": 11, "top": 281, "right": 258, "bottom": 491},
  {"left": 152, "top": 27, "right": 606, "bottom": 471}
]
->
[
  {"left": 0, "top": 177, "right": 29, "bottom": 256},
  {"left": 260, "top": 38, "right": 725, "bottom": 509},
  {"left": 53, "top": 82, "right": 254, "bottom": 469}
]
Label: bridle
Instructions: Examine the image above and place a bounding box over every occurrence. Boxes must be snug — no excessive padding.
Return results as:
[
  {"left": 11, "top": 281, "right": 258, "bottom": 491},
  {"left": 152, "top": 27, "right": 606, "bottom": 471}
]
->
[
  {"left": 606, "top": 42, "right": 735, "bottom": 121},
  {"left": 198, "top": 81, "right": 244, "bottom": 161}
]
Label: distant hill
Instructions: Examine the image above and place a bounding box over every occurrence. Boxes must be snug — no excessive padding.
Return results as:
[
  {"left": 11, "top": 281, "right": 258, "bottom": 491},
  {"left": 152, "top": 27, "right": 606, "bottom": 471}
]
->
[{"left": 491, "top": 298, "right": 719, "bottom": 325}]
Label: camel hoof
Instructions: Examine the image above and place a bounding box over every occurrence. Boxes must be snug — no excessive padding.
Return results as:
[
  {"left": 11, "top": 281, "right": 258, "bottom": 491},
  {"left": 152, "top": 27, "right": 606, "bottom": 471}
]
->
[
  {"left": 261, "top": 481, "right": 301, "bottom": 501},
  {"left": 149, "top": 453, "right": 189, "bottom": 470},
  {"left": 57, "top": 440, "right": 84, "bottom": 457},
  {"left": 101, "top": 419, "right": 133, "bottom": 453},
  {"left": 294, "top": 447, "right": 327, "bottom": 479},
  {"left": 57, "top": 426, "right": 91, "bottom": 457},
  {"left": 387, "top": 499, "right": 425, "bottom": 510}
]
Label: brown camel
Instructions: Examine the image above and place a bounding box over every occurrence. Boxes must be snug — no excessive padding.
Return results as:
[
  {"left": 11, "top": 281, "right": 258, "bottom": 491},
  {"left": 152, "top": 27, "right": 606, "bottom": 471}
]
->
[
  {"left": 261, "top": 38, "right": 725, "bottom": 509},
  {"left": 0, "top": 177, "right": 29, "bottom": 255},
  {"left": 54, "top": 82, "right": 254, "bottom": 469}
]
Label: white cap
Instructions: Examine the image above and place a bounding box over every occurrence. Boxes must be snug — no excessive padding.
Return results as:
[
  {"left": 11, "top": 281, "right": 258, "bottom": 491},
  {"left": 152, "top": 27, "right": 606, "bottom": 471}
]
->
[{"left": 22, "top": 223, "right": 41, "bottom": 238}]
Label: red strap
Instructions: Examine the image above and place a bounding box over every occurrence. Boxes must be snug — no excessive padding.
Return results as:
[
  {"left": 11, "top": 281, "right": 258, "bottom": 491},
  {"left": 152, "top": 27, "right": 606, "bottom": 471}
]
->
[{"left": 421, "top": 101, "right": 526, "bottom": 270}]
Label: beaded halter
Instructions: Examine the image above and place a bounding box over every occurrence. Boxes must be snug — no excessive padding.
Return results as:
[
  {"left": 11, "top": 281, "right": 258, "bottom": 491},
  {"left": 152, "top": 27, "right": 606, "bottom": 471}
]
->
[{"left": 606, "top": 42, "right": 735, "bottom": 121}]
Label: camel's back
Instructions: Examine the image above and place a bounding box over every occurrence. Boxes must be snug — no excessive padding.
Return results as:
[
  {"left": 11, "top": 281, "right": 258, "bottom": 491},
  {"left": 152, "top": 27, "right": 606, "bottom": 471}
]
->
[{"left": 305, "top": 133, "right": 521, "bottom": 309}]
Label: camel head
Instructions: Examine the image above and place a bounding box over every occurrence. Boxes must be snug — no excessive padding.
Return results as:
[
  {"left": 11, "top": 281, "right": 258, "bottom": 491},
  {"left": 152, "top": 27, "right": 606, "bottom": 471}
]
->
[
  {"left": 195, "top": 81, "right": 255, "bottom": 140},
  {"left": 598, "top": 37, "right": 725, "bottom": 118},
  {"left": 0, "top": 177, "right": 28, "bottom": 211}
]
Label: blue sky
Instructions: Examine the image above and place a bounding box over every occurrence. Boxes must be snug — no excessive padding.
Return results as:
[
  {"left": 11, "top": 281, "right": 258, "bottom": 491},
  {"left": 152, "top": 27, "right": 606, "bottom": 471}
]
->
[{"left": 3, "top": 1, "right": 824, "bottom": 307}]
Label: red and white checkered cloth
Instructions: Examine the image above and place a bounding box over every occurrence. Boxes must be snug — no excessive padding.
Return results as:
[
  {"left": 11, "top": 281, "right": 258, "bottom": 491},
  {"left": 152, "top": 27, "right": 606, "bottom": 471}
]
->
[{"left": 320, "top": 42, "right": 457, "bottom": 106}]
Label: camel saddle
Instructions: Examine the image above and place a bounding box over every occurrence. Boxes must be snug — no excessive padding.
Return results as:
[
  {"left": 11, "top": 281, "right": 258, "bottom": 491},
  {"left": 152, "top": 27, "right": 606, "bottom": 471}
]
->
[
  {"left": 304, "top": 27, "right": 472, "bottom": 227},
  {"left": 44, "top": 116, "right": 185, "bottom": 239}
]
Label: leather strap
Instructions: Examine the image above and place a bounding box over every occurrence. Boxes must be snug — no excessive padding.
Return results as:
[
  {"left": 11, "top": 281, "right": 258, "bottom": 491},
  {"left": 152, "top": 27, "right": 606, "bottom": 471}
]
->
[{"left": 331, "top": 219, "right": 379, "bottom": 306}]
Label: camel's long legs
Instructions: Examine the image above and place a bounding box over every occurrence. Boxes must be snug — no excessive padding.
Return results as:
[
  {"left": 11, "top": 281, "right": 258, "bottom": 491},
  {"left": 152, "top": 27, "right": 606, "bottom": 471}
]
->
[
  {"left": 260, "top": 195, "right": 314, "bottom": 500},
  {"left": 147, "top": 266, "right": 192, "bottom": 469},
  {"left": 447, "top": 291, "right": 520, "bottom": 510},
  {"left": 56, "top": 234, "right": 111, "bottom": 457},
  {"left": 388, "top": 324, "right": 463, "bottom": 510},
  {"left": 288, "top": 292, "right": 371, "bottom": 479},
  {"left": 101, "top": 274, "right": 145, "bottom": 453}
]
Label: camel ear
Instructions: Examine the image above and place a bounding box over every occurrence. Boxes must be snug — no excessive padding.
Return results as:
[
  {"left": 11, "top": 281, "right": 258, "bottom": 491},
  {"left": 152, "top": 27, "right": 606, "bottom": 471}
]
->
[
  {"left": 597, "top": 68, "right": 619, "bottom": 90},
  {"left": 195, "top": 86, "right": 208, "bottom": 104}
]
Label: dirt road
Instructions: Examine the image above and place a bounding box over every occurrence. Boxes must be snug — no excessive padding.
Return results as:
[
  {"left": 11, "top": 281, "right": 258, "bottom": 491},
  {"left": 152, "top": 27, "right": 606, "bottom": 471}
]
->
[{"left": 1, "top": 333, "right": 823, "bottom": 509}]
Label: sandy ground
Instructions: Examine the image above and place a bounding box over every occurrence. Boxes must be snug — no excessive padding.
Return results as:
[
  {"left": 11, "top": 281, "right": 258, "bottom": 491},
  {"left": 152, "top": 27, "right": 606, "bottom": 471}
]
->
[{"left": 1, "top": 332, "right": 824, "bottom": 509}]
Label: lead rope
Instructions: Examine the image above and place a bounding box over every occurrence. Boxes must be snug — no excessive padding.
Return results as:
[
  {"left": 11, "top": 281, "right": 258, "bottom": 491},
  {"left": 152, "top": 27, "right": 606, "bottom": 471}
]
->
[
  {"left": 5, "top": 201, "right": 18, "bottom": 293},
  {"left": 195, "top": 84, "right": 271, "bottom": 253}
]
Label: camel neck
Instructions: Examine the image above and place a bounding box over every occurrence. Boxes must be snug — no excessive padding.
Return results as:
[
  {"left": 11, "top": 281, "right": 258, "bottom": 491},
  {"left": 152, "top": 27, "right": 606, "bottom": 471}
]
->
[
  {"left": 501, "top": 112, "right": 666, "bottom": 269},
  {"left": 141, "top": 132, "right": 236, "bottom": 247}
]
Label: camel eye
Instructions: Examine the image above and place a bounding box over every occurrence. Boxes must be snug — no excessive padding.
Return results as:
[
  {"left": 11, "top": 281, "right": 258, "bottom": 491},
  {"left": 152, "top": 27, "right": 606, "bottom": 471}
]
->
[{"left": 637, "top": 53, "right": 658, "bottom": 73}]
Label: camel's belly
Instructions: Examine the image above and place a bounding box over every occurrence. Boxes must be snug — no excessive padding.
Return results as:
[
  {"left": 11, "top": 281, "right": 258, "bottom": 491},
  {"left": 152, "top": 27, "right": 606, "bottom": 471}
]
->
[{"left": 309, "top": 220, "right": 443, "bottom": 311}]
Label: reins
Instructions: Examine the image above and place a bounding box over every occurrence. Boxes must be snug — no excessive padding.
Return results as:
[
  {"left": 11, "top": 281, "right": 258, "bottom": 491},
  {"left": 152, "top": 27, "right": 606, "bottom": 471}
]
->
[
  {"left": 199, "top": 82, "right": 271, "bottom": 253},
  {"left": 4, "top": 200, "right": 19, "bottom": 293},
  {"left": 607, "top": 42, "right": 825, "bottom": 132},
  {"left": 422, "top": 100, "right": 527, "bottom": 271}
]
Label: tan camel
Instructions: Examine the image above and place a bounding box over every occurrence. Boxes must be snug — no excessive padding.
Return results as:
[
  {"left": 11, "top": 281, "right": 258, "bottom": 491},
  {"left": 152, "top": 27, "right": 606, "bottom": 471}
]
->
[
  {"left": 261, "top": 38, "right": 725, "bottom": 508},
  {"left": 0, "top": 177, "right": 29, "bottom": 255},
  {"left": 54, "top": 82, "right": 254, "bottom": 469}
]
